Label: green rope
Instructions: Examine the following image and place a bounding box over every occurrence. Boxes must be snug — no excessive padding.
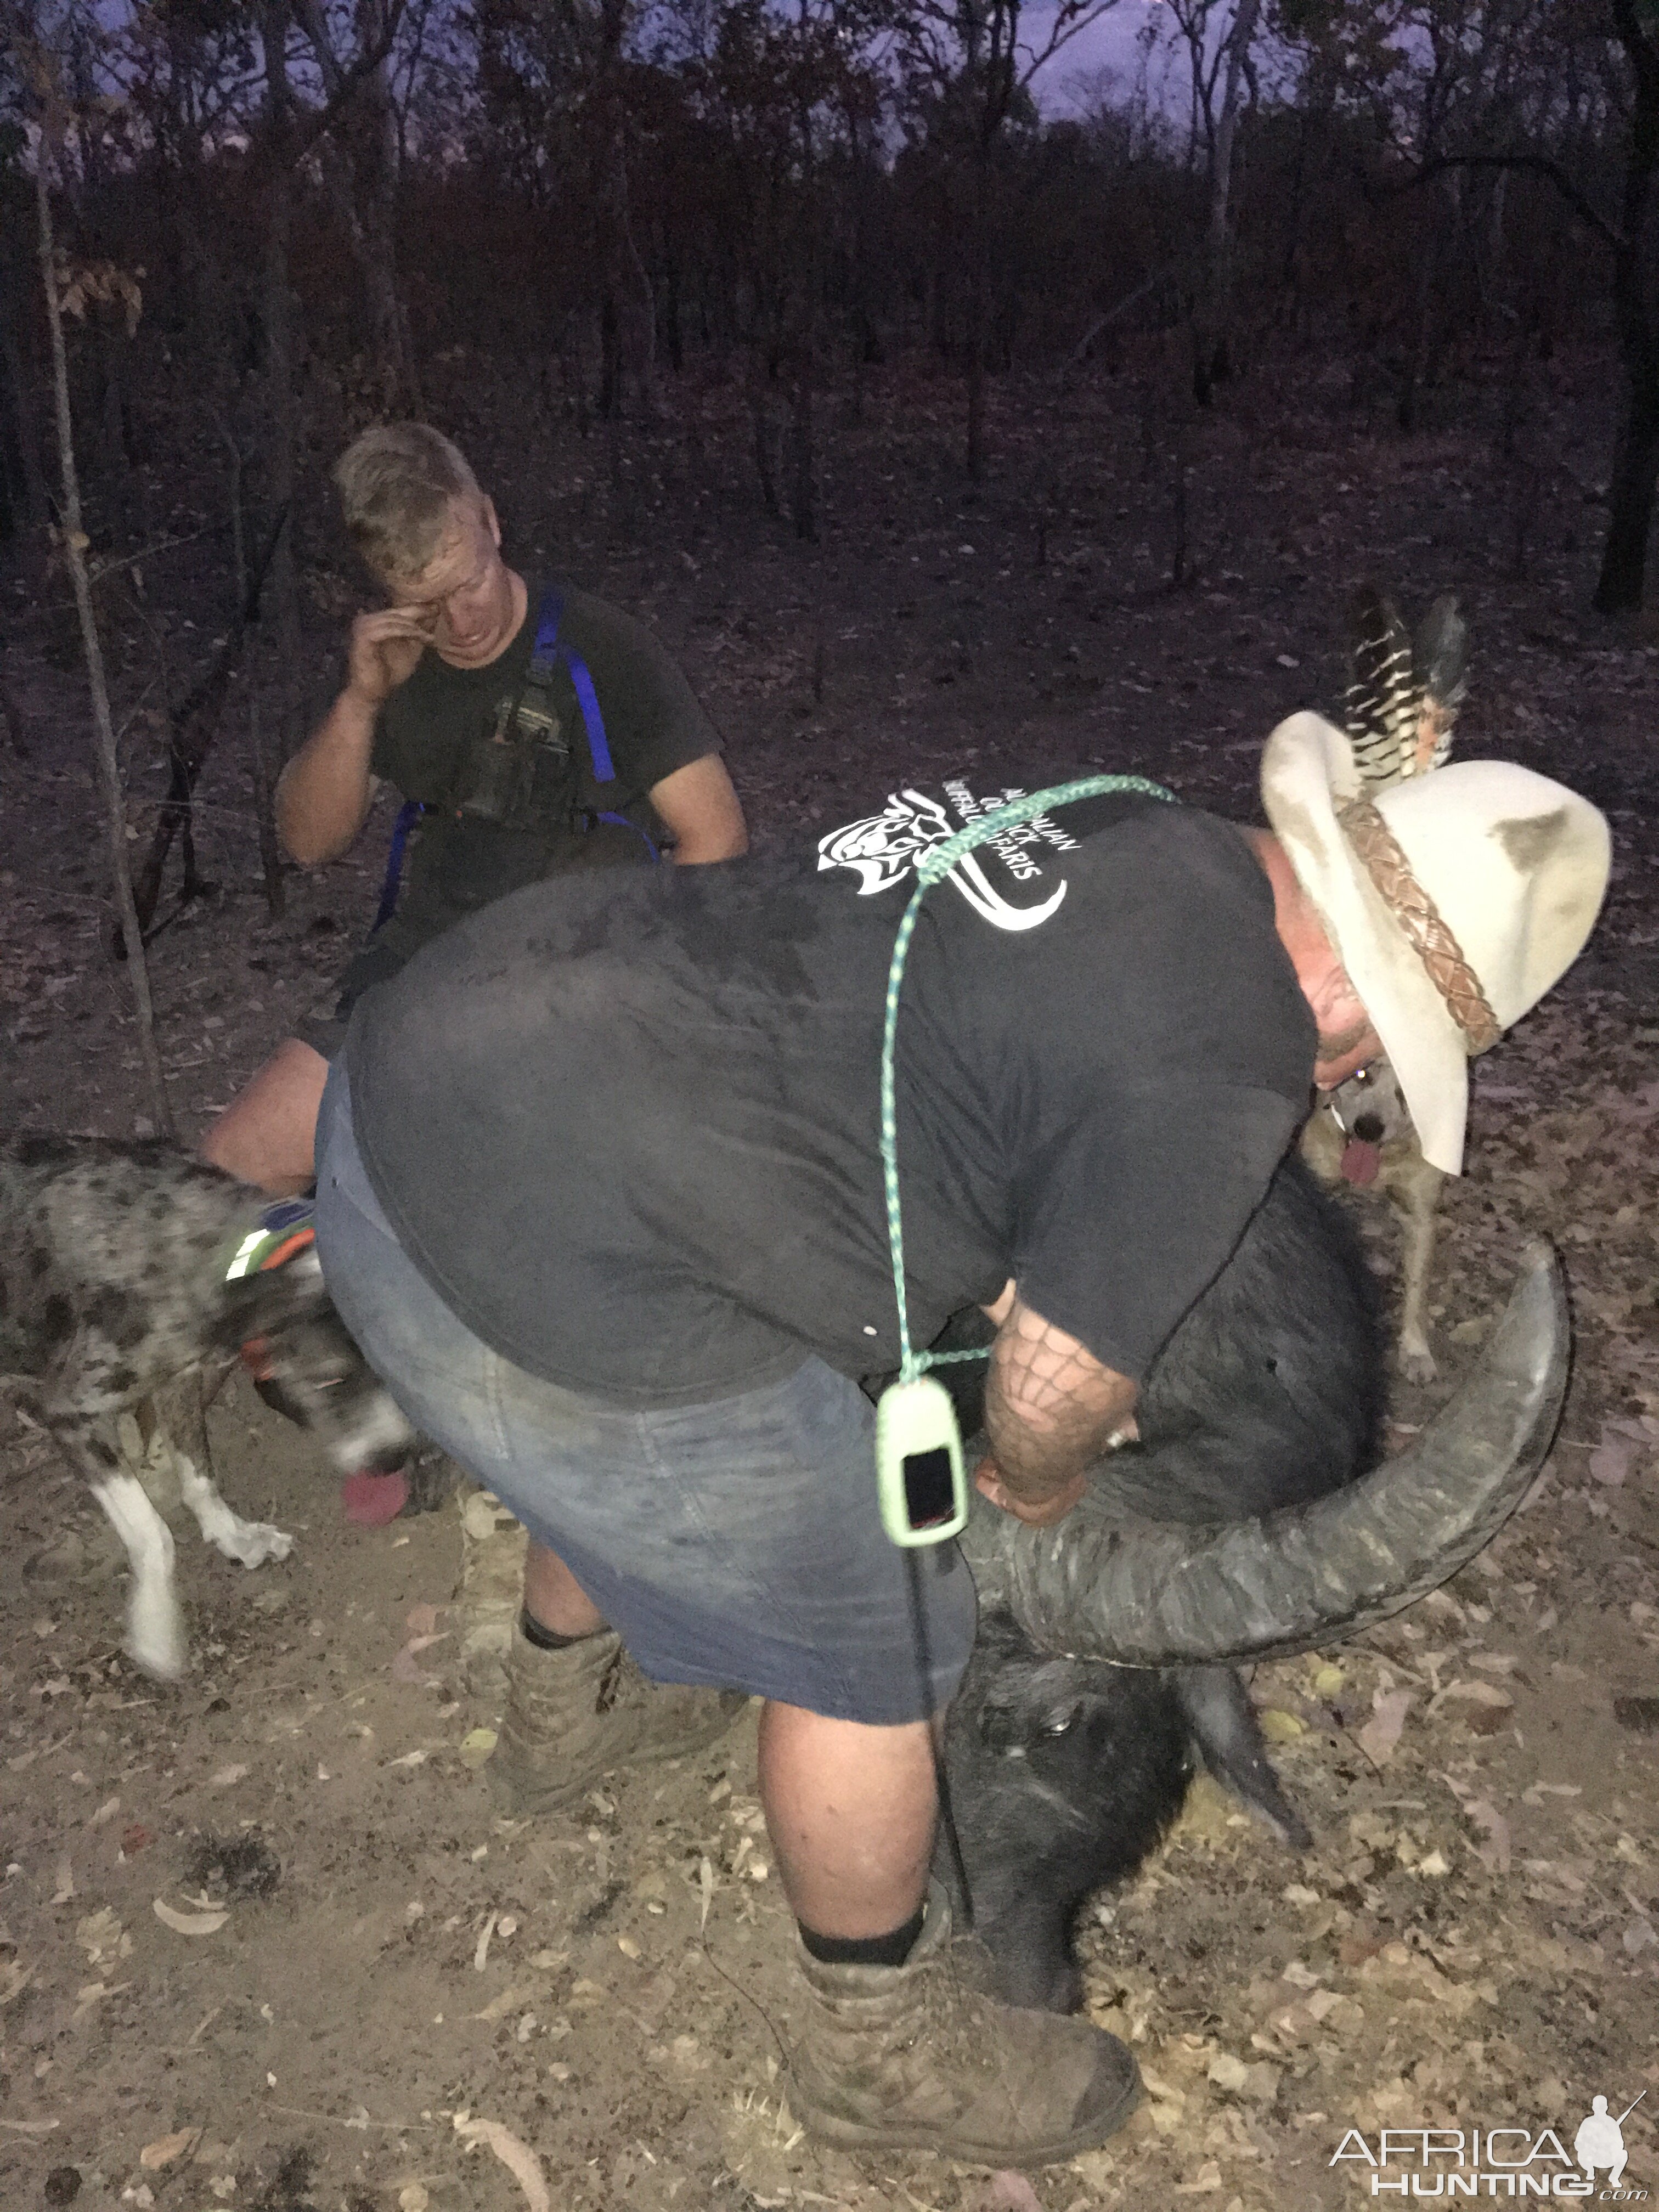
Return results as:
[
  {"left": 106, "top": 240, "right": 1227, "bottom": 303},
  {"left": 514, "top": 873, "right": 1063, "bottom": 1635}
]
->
[{"left": 880, "top": 774, "right": 1175, "bottom": 1383}]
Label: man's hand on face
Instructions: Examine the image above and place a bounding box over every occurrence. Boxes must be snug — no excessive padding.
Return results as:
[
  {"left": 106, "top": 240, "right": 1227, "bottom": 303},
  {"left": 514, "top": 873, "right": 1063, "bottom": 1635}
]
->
[
  {"left": 973, "top": 1456, "right": 1087, "bottom": 1527},
  {"left": 345, "top": 606, "right": 435, "bottom": 709}
]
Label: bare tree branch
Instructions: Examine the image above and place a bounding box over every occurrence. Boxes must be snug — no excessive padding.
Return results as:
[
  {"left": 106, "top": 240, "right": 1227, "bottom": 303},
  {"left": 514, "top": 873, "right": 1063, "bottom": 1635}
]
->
[{"left": 1392, "top": 150, "right": 1623, "bottom": 252}]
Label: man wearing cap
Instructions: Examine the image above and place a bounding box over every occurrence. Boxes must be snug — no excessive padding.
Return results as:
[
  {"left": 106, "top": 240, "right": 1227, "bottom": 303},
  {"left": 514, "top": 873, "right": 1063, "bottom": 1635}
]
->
[{"left": 311, "top": 721, "right": 1608, "bottom": 2166}]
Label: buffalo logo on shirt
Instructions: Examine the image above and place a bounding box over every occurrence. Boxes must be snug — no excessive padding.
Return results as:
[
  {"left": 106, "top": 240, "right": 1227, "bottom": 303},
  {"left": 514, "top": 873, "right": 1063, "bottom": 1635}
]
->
[{"left": 816, "top": 783, "right": 1070, "bottom": 933}]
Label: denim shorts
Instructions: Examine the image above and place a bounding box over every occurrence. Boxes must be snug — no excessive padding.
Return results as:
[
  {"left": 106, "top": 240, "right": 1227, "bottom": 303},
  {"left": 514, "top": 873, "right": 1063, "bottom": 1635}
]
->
[{"left": 314, "top": 1064, "right": 976, "bottom": 1725}]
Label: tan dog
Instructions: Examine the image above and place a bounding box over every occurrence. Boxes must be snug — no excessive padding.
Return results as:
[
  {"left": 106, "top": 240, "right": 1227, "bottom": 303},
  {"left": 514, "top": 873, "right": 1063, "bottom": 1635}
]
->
[{"left": 1300, "top": 1060, "right": 1444, "bottom": 1382}]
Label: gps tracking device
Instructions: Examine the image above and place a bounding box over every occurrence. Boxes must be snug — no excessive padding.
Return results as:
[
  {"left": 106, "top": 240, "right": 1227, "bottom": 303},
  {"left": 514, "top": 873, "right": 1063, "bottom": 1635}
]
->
[{"left": 875, "top": 1375, "right": 970, "bottom": 1548}]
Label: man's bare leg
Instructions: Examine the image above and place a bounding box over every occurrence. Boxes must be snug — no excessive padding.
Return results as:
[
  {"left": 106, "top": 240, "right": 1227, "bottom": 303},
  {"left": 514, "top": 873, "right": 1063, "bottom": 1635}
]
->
[
  {"left": 522, "top": 1538, "right": 608, "bottom": 1638},
  {"left": 201, "top": 1037, "right": 331, "bottom": 1194},
  {"left": 758, "top": 1700, "right": 936, "bottom": 1939},
  {"left": 772, "top": 1703, "right": 1139, "bottom": 2165}
]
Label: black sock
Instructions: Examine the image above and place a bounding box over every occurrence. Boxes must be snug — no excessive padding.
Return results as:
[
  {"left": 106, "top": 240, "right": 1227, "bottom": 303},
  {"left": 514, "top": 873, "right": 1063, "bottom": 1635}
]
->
[
  {"left": 799, "top": 1903, "right": 926, "bottom": 1969},
  {"left": 520, "top": 1606, "right": 601, "bottom": 1652}
]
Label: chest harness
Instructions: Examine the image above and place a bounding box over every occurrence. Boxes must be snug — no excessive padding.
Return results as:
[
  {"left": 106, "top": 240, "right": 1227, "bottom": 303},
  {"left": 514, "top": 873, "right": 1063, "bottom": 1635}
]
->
[{"left": 373, "top": 588, "right": 659, "bottom": 932}]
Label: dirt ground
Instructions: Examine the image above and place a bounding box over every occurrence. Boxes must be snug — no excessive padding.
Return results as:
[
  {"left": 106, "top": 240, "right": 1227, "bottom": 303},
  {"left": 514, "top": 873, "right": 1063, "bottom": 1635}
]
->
[{"left": 3, "top": 341, "right": 1658, "bottom": 2212}]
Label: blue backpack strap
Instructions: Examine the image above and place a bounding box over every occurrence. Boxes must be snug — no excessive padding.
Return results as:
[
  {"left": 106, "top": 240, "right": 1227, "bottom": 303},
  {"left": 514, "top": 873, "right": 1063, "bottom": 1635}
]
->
[
  {"left": 373, "top": 798, "right": 426, "bottom": 933},
  {"left": 531, "top": 586, "right": 566, "bottom": 679},
  {"left": 532, "top": 586, "right": 617, "bottom": 785},
  {"left": 594, "top": 809, "right": 660, "bottom": 860}
]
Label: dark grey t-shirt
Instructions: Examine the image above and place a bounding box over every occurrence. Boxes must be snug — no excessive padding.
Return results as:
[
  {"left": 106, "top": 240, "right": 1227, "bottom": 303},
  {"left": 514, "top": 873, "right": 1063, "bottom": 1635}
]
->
[
  {"left": 344, "top": 778, "right": 1316, "bottom": 1404},
  {"left": 371, "top": 582, "right": 720, "bottom": 935}
]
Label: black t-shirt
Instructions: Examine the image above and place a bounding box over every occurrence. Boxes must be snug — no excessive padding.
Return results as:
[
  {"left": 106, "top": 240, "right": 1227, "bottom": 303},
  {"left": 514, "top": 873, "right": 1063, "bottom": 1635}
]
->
[
  {"left": 370, "top": 582, "right": 720, "bottom": 937},
  {"left": 344, "top": 776, "right": 1317, "bottom": 1406}
]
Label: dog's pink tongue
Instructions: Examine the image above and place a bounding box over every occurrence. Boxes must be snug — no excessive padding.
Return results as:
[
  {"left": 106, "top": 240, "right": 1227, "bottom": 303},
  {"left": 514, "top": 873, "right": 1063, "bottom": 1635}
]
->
[
  {"left": 342, "top": 1468, "right": 411, "bottom": 1526},
  {"left": 1340, "top": 1138, "right": 1382, "bottom": 1187}
]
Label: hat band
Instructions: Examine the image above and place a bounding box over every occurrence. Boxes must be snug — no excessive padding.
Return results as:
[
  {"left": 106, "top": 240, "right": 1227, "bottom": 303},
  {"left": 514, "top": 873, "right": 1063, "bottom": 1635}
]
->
[{"left": 1335, "top": 797, "right": 1503, "bottom": 1053}]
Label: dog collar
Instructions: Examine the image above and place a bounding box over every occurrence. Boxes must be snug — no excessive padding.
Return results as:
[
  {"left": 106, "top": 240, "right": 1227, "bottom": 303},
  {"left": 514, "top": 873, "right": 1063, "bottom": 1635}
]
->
[{"left": 223, "top": 1197, "right": 317, "bottom": 1283}]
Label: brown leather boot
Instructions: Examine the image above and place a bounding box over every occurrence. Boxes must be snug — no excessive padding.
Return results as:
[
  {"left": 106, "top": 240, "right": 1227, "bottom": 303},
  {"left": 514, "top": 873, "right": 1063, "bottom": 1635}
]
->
[
  {"left": 487, "top": 1623, "right": 747, "bottom": 1815},
  {"left": 788, "top": 1888, "right": 1140, "bottom": 2165}
]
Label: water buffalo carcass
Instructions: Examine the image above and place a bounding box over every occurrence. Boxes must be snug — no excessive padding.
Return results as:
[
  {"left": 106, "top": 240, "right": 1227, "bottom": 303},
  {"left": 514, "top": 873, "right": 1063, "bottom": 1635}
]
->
[{"left": 918, "top": 1154, "right": 1567, "bottom": 2014}]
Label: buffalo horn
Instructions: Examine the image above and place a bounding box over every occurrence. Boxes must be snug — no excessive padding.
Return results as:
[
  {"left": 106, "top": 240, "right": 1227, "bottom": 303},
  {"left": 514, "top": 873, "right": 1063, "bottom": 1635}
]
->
[{"left": 963, "top": 1239, "right": 1567, "bottom": 1667}]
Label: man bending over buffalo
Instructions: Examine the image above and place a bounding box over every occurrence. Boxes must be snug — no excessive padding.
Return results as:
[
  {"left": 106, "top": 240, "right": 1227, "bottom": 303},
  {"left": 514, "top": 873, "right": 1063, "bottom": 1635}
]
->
[{"left": 312, "top": 727, "right": 1607, "bottom": 2164}]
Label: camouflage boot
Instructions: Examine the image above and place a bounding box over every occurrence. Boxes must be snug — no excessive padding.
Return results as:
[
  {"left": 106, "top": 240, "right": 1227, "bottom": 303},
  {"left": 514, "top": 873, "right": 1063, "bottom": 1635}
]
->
[
  {"left": 788, "top": 1888, "right": 1141, "bottom": 2165},
  {"left": 488, "top": 1623, "right": 747, "bottom": 1816}
]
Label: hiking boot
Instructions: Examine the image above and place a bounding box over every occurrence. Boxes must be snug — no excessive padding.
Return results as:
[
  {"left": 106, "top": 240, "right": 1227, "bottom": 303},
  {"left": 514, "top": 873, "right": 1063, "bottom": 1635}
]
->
[
  {"left": 788, "top": 1887, "right": 1141, "bottom": 2165},
  {"left": 488, "top": 1624, "right": 747, "bottom": 1815}
]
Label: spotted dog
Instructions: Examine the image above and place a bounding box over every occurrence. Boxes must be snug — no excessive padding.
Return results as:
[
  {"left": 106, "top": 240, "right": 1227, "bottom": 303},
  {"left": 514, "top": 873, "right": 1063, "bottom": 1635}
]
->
[{"left": 0, "top": 1134, "right": 414, "bottom": 1678}]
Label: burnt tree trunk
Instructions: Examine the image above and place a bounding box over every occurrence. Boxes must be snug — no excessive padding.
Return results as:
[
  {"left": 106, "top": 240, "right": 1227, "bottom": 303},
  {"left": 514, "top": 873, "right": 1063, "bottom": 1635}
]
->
[
  {"left": 36, "top": 142, "right": 174, "bottom": 1137},
  {"left": 259, "top": 0, "right": 302, "bottom": 753},
  {"left": 1395, "top": 184, "right": 1447, "bottom": 435},
  {"left": 296, "top": 0, "right": 418, "bottom": 408},
  {"left": 789, "top": 341, "right": 816, "bottom": 543},
  {"left": 965, "top": 137, "right": 991, "bottom": 482},
  {"left": 1193, "top": 0, "right": 1262, "bottom": 409},
  {"left": 1596, "top": 0, "right": 1659, "bottom": 615},
  {"left": 0, "top": 238, "right": 49, "bottom": 534},
  {"left": 357, "top": 0, "right": 416, "bottom": 403}
]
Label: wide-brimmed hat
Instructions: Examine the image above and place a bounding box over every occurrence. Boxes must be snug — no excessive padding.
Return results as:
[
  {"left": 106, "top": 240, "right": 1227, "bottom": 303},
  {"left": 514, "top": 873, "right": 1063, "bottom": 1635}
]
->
[{"left": 1261, "top": 712, "right": 1611, "bottom": 1175}]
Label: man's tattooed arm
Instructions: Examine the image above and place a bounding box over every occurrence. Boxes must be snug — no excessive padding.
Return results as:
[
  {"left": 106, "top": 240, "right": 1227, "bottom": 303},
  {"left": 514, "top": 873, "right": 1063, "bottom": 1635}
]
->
[{"left": 978, "top": 1297, "right": 1138, "bottom": 1527}]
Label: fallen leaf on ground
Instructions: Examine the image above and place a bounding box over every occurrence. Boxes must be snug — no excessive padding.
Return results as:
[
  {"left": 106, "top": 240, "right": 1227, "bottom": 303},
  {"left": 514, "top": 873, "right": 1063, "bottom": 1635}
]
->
[
  {"left": 475, "top": 1910, "right": 499, "bottom": 1971},
  {"left": 405, "top": 1603, "right": 442, "bottom": 1636},
  {"left": 471, "top": 1983, "right": 534, "bottom": 2022},
  {"left": 0, "top": 1959, "right": 36, "bottom": 2007},
  {"left": 1256, "top": 1707, "right": 1305, "bottom": 1742},
  {"left": 458, "top": 1728, "right": 496, "bottom": 1769},
  {"left": 1358, "top": 1688, "right": 1414, "bottom": 1765},
  {"left": 1174, "top": 2160, "right": 1223, "bottom": 2193},
  {"left": 1468, "top": 1809, "right": 1514, "bottom": 1875},
  {"left": 981, "top": 2174, "right": 1043, "bottom": 2212},
  {"left": 1430, "top": 1679, "right": 1514, "bottom": 1714},
  {"left": 454, "top": 2114, "right": 550, "bottom": 2212},
  {"left": 140, "top": 2128, "right": 201, "bottom": 2169},
  {"left": 1590, "top": 1442, "right": 1633, "bottom": 1485},
  {"left": 75, "top": 1908, "right": 128, "bottom": 1963},
  {"left": 392, "top": 1635, "right": 449, "bottom": 1685},
  {"left": 153, "top": 1900, "right": 229, "bottom": 1936}
]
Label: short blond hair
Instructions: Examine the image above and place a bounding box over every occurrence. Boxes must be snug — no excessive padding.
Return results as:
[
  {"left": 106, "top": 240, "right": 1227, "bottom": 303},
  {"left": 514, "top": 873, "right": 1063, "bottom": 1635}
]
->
[{"left": 334, "top": 423, "right": 482, "bottom": 579}]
